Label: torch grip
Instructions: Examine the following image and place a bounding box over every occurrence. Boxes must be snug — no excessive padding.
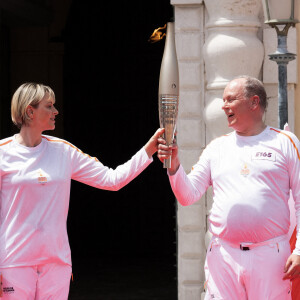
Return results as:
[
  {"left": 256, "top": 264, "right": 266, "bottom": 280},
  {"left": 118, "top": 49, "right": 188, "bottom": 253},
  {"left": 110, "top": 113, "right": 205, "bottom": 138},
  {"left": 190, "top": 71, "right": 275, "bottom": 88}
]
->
[
  {"left": 159, "top": 95, "right": 178, "bottom": 169},
  {"left": 162, "top": 126, "right": 175, "bottom": 169},
  {"left": 163, "top": 157, "right": 172, "bottom": 169}
]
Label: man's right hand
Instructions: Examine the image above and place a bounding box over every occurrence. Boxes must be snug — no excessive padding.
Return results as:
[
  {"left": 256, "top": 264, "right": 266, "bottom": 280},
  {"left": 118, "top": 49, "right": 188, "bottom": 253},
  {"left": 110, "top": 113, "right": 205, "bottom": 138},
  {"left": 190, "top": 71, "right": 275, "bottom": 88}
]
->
[{"left": 157, "top": 133, "right": 180, "bottom": 175}]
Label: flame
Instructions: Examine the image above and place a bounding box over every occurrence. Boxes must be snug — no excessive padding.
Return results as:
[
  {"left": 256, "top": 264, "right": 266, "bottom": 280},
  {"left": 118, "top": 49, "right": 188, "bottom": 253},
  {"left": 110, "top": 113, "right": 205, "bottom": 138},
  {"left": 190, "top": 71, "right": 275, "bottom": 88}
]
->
[{"left": 148, "top": 24, "right": 167, "bottom": 43}]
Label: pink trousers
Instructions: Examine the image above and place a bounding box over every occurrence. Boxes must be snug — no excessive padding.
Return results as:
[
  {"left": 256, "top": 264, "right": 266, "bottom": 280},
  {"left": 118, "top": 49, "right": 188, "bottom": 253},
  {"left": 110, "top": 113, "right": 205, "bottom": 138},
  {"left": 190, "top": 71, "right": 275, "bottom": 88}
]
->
[
  {"left": 0, "top": 263, "right": 72, "bottom": 300},
  {"left": 204, "top": 235, "right": 292, "bottom": 300}
]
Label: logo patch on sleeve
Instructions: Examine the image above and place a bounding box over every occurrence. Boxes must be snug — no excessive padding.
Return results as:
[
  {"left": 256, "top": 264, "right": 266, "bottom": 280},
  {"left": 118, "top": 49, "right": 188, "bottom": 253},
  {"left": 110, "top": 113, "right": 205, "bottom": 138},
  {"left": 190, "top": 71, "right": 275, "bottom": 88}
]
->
[{"left": 252, "top": 151, "right": 276, "bottom": 161}]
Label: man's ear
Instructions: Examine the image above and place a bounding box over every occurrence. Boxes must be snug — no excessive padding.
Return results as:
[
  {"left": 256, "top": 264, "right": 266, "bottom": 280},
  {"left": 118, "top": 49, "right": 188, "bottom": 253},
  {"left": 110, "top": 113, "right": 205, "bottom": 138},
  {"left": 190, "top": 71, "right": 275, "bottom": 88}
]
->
[{"left": 250, "top": 95, "right": 260, "bottom": 110}]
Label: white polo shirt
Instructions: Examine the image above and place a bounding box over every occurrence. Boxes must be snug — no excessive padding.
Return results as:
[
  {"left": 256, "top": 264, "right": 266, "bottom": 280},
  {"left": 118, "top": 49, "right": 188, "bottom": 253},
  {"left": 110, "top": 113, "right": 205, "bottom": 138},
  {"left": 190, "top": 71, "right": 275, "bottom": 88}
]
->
[
  {"left": 0, "top": 134, "right": 152, "bottom": 268},
  {"left": 169, "top": 126, "right": 300, "bottom": 254}
]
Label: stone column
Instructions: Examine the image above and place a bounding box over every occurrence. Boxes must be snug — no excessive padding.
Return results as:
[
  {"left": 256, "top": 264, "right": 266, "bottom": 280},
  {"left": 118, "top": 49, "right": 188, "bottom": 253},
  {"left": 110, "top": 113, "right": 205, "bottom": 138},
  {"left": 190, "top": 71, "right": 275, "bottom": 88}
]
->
[
  {"left": 171, "top": 1, "right": 206, "bottom": 299},
  {"left": 203, "top": 0, "right": 264, "bottom": 141}
]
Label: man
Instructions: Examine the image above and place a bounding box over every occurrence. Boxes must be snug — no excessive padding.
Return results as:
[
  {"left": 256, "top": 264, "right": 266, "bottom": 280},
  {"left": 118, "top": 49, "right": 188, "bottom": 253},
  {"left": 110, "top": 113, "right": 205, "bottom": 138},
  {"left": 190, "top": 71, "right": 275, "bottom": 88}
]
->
[{"left": 158, "top": 76, "right": 300, "bottom": 299}]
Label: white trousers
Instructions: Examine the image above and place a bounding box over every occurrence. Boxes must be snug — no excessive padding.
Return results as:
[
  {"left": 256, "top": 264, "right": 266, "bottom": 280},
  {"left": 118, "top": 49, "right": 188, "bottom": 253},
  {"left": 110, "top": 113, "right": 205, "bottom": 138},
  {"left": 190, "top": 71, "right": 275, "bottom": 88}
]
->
[
  {"left": 0, "top": 263, "right": 72, "bottom": 300},
  {"left": 204, "top": 235, "right": 292, "bottom": 300}
]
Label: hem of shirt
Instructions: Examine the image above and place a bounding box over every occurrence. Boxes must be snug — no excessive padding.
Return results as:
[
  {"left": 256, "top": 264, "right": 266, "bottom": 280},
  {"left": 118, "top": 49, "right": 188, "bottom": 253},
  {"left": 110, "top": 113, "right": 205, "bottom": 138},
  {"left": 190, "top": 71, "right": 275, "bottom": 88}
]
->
[
  {"left": 292, "top": 249, "right": 300, "bottom": 256},
  {"left": 168, "top": 164, "right": 183, "bottom": 177},
  {"left": 141, "top": 147, "right": 153, "bottom": 162}
]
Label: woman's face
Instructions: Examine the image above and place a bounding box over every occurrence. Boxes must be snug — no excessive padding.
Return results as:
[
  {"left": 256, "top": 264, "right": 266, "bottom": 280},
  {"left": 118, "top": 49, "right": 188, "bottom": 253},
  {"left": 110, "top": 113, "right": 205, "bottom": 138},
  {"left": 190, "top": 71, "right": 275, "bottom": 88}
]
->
[{"left": 30, "top": 93, "right": 59, "bottom": 132}]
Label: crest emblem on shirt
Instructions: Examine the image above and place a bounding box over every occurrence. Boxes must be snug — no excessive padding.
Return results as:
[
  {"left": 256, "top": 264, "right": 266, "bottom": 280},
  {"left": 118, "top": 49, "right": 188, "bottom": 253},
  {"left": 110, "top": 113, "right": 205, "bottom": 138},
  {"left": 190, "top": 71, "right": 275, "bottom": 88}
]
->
[
  {"left": 240, "top": 163, "right": 250, "bottom": 177},
  {"left": 38, "top": 170, "right": 47, "bottom": 184}
]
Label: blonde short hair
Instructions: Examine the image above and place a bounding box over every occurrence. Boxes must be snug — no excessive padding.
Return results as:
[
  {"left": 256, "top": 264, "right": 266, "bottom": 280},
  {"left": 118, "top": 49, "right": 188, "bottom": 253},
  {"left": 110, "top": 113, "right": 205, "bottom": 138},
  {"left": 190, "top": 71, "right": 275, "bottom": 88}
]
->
[{"left": 11, "top": 82, "right": 55, "bottom": 128}]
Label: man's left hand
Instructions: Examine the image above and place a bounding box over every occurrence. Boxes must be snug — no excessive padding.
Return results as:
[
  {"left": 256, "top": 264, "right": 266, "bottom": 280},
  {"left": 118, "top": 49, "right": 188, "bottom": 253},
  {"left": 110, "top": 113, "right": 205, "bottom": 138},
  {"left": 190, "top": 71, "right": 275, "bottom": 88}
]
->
[{"left": 283, "top": 253, "right": 300, "bottom": 280}]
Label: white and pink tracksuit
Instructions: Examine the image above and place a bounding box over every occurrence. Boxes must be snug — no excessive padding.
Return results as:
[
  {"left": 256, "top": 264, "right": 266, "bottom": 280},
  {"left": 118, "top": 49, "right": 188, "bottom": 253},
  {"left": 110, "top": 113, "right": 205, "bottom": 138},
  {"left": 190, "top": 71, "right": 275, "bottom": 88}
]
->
[
  {"left": 0, "top": 134, "right": 153, "bottom": 299},
  {"left": 169, "top": 126, "right": 300, "bottom": 300}
]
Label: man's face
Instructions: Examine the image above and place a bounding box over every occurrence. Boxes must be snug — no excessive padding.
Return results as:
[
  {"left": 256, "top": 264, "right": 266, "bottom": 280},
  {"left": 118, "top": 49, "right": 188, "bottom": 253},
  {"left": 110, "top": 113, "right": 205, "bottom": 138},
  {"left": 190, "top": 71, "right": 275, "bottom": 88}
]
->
[{"left": 222, "top": 79, "right": 254, "bottom": 135}]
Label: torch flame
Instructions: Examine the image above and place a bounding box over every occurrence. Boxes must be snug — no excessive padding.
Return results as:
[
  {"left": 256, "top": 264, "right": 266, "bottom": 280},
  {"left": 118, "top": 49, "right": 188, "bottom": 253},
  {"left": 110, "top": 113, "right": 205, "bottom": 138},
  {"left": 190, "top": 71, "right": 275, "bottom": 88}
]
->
[{"left": 148, "top": 24, "right": 167, "bottom": 43}]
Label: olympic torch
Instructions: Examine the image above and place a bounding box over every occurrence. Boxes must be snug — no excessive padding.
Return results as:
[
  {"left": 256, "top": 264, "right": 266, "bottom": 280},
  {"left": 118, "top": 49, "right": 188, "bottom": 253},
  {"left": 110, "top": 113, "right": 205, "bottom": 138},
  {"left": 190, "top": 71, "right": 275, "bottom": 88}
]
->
[{"left": 158, "top": 22, "right": 179, "bottom": 168}]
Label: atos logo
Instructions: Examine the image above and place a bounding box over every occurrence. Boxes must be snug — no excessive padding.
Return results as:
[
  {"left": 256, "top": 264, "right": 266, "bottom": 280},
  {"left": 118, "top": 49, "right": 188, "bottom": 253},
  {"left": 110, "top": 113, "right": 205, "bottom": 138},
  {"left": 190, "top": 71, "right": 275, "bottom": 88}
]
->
[{"left": 255, "top": 152, "right": 272, "bottom": 158}]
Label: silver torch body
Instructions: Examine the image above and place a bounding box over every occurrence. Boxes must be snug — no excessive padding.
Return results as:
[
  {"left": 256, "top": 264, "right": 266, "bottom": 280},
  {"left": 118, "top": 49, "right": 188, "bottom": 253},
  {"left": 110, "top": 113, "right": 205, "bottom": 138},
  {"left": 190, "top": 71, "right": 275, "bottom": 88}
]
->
[{"left": 159, "top": 22, "right": 179, "bottom": 168}]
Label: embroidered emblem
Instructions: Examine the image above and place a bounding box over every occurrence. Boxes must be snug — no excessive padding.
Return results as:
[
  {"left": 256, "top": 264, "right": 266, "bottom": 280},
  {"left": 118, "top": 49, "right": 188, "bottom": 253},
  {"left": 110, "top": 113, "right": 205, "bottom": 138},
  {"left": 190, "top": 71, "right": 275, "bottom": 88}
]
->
[
  {"left": 240, "top": 163, "right": 250, "bottom": 176},
  {"left": 38, "top": 170, "right": 47, "bottom": 184}
]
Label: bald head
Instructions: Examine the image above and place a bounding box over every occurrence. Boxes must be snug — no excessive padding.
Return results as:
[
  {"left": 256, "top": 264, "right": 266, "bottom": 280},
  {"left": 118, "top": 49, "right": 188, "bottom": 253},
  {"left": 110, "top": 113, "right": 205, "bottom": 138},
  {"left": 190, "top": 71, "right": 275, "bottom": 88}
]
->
[{"left": 229, "top": 76, "right": 267, "bottom": 112}]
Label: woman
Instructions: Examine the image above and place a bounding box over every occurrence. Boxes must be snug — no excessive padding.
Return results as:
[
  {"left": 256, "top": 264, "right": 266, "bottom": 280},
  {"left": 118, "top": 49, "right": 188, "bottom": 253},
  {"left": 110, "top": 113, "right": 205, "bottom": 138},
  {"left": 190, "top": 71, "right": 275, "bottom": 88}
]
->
[{"left": 0, "top": 82, "right": 163, "bottom": 299}]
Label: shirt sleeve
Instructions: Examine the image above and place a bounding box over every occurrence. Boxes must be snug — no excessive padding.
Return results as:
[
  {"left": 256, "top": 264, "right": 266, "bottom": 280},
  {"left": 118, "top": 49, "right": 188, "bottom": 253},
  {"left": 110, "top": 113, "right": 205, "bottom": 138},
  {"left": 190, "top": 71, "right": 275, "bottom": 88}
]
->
[
  {"left": 168, "top": 144, "right": 212, "bottom": 206},
  {"left": 285, "top": 132, "right": 300, "bottom": 255},
  {"left": 71, "top": 147, "right": 153, "bottom": 191}
]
